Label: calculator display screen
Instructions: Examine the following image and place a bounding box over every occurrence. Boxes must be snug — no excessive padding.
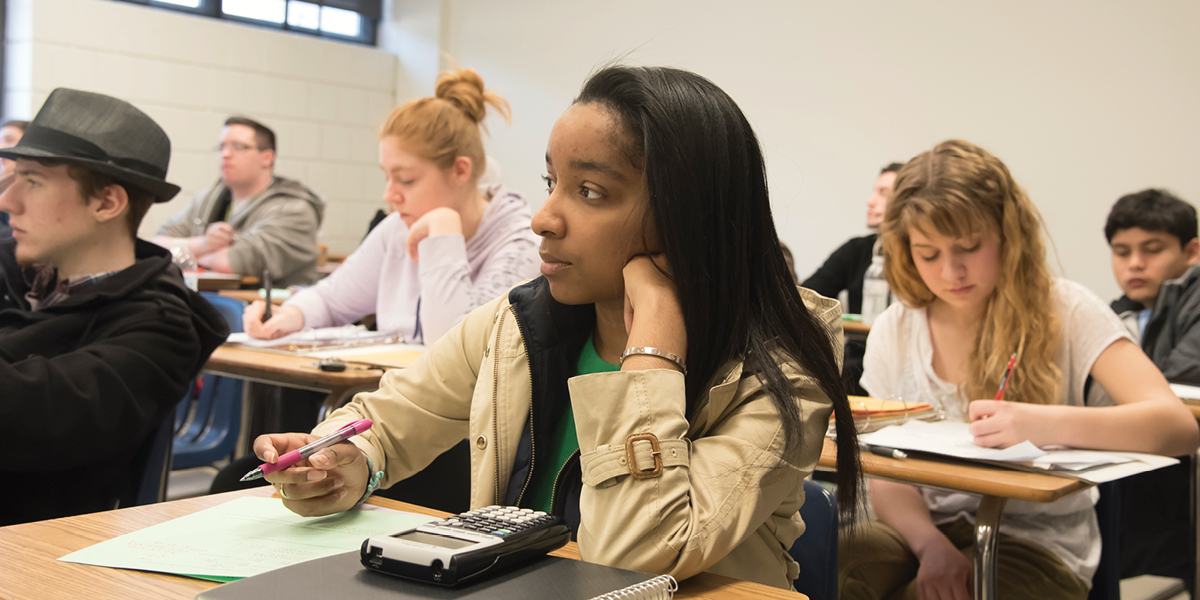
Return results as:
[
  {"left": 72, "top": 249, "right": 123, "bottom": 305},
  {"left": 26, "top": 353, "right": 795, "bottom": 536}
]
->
[{"left": 392, "top": 530, "right": 476, "bottom": 550}]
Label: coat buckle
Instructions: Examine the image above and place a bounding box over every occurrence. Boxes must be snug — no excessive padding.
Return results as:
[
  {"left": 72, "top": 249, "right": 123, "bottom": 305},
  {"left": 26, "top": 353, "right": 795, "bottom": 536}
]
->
[{"left": 625, "top": 433, "right": 663, "bottom": 479}]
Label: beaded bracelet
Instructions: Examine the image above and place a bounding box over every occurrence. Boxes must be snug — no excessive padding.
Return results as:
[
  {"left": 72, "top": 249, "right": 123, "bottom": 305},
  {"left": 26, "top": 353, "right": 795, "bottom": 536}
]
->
[{"left": 355, "top": 451, "right": 384, "bottom": 507}]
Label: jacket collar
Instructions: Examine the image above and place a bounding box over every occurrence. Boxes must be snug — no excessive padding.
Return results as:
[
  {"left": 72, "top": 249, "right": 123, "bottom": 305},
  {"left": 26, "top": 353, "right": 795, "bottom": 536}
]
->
[
  {"left": 0, "top": 238, "right": 181, "bottom": 313},
  {"left": 1111, "top": 294, "right": 1144, "bottom": 315},
  {"left": 507, "top": 276, "right": 595, "bottom": 356}
]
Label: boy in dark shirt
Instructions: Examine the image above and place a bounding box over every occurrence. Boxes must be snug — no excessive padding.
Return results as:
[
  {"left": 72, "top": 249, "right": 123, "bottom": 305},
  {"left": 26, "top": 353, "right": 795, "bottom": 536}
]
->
[
  {"left": 803, "top": 162, "right": 902, "bottom": 395},
  {"left": 1105, "top": 189, "right": 1200, "bottom": 382},
  {"left": 0, "top": 89, "right": 228, "bottom": 525},
  {"left": 1101, "top": 188, "right": 1200, "bottom": 588}
]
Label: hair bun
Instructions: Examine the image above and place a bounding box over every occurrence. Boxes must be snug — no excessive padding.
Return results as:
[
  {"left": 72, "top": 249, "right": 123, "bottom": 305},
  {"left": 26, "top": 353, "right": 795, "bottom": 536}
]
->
[
  {"left": 436, "top": 68, "right": 488, "bottom": 124},
  {"left": 435, "top": 68, "right": 511, "bottom": 127}
]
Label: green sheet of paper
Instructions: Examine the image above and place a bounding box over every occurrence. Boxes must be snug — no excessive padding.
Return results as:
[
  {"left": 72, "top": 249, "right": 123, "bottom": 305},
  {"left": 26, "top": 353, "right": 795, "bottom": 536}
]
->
[{"left": 58, "top": 497, "right": 435, "bottom": 580}]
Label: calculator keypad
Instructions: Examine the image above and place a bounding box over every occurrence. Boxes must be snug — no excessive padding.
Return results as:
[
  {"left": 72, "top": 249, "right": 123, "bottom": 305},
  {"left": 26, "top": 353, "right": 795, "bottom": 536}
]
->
[{"left": 440, "top": 506, "right": 554, "bottom": 537}]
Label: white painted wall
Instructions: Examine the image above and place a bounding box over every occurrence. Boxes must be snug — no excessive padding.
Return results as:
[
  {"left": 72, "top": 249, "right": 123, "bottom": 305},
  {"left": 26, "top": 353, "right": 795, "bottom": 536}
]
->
[
  {"left": 5, "top": 0, "right": 397, "bottom": 254},
  {"left": 426, "top": 0, "right": 1200, "bottom": 299},
  {"left": 7, "top": 1, "right": 1199, "bottom": 298}
]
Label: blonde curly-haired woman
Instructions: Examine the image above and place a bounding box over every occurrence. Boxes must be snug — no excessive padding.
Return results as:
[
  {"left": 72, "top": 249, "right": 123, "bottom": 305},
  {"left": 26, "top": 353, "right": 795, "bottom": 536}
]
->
[{"left": 839, "top": 139, "right": 1199, "bottom": 600}]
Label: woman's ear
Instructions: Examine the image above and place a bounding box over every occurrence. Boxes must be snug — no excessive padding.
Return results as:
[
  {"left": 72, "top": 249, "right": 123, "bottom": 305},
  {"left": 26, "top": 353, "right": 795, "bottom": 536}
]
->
[{"left": 451, "top": 156, "right": 473, "bottom": 186}]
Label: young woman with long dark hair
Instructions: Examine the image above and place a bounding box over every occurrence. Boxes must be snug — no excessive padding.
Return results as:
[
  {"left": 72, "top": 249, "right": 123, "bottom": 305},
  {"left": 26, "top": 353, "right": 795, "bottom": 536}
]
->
[{"left": 253, "top": 65, "right": 861, "bottom": 589}]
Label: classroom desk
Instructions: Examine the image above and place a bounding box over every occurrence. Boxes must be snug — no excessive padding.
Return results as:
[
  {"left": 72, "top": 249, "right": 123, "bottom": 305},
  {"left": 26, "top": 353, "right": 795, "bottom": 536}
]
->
[
  {"left": 217, "top": 289, "right": 282, "bottom": 305},
  {"left": 204, "top": 345, "right": 388, "bottom": 422},
  {"left": 819, "top": 437, "right": 1091, "bottom": 600},
  {"left": 196, "top": 273, "right": 259, "bottom": 292},
  {"left": 0, "top": 487, "right": 806, "bottom": 600},
  {"left": 842, "top": 320, "right": 870, "bottom": 342}
]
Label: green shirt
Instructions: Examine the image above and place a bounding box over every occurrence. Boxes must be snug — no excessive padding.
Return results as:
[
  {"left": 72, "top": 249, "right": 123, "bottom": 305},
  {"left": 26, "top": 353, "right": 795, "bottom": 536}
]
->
[{"left": 523, "top": 336, "right": 618, "bottom": 513}]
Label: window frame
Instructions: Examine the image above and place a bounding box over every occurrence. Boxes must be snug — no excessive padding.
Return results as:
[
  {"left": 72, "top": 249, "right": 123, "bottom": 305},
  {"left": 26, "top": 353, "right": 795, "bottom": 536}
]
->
[{"left": 114, "top": 0, "right": 379, "bottom": 46}]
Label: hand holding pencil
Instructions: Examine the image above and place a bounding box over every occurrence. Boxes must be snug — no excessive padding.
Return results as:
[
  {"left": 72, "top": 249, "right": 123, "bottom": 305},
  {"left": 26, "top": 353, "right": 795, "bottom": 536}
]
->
[{"left": 968, "top": 353, "right": 1046, "bottom": 448}]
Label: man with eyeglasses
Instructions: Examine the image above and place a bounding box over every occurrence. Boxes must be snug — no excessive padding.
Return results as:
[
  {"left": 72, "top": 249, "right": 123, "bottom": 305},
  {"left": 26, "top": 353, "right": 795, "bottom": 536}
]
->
[{"left": 153, "top": 116, "right": 325, "bottom": 287}]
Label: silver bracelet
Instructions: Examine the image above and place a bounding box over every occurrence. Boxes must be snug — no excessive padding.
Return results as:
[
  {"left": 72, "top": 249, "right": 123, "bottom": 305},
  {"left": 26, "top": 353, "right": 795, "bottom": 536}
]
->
[{"left": 619, "top": 346, "right": 686, "bottom": 374}]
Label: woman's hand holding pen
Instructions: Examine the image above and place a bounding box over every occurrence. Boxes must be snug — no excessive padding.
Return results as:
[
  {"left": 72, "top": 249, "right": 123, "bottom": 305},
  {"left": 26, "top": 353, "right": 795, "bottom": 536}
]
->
[
  {"left": 253, "top": 432, "right": 370, "bottom": 517},
  {"left": 968, "top": 400, "right": 1051, "bottom": 449},
  {"left": 243, "top": 302, "right": 305, "bottom": 340}
]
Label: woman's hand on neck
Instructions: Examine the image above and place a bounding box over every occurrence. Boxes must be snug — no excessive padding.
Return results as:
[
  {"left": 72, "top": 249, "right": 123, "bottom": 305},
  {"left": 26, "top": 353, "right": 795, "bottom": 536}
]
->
[
  {"left": 595, "top": 255, "right": 687, "bottom": 373},
  {"left": 404, "top": 188, "right": 489, "bottom": 262}
]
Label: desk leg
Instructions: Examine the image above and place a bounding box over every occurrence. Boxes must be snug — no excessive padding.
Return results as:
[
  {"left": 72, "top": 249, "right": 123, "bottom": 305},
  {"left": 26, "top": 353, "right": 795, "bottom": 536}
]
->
[
  {"left": 973, "top": 495, "right": 1007, "bottom": 600},
  {"left": 317, "top": 384, "right": 379, "bottom": 422},
  {"left": 1192, "top": 450, "right": 1199, "bottom": 599}
]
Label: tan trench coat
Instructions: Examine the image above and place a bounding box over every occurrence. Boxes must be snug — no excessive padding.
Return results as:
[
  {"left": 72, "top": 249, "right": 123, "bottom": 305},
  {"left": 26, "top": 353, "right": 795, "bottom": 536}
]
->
[{"left": 315, "top": 287, "right": 841, "bottom": 589}]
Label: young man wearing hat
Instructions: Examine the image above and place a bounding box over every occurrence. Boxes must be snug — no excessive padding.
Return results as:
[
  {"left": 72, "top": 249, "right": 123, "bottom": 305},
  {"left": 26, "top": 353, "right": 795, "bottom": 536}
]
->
[
  {"left": 0, "top": 89, "right": 229, "bottom": 526},
  {"left": 152, "top": 117, "right": 325, "bottom": 287}
]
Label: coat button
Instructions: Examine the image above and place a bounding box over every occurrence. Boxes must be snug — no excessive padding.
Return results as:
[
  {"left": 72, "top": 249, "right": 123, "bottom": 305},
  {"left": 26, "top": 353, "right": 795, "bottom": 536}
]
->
[{"left": 475, "top": 435, "right": 487, "bottom": 449}]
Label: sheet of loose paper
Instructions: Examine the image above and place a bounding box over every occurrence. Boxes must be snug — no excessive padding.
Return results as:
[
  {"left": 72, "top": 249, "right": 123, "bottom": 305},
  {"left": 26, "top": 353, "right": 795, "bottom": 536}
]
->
[{"left": 58, "top": 497, "right": 434, "bottom": 580}]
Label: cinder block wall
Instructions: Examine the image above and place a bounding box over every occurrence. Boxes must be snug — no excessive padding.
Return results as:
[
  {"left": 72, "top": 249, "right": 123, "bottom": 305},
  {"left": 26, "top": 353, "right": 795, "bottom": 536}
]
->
[{"left": 4, "top": 0, "right": 396, "bottom": 255}]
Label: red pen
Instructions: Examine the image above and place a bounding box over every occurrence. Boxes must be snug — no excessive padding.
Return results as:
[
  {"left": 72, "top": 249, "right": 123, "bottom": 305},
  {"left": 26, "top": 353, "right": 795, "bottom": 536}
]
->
[
  {"left": 240, "top": 419, "right": 373, "bottom": 481},
  {"left": 994, "top": 353, "right": 1018, "bottom": 400}
]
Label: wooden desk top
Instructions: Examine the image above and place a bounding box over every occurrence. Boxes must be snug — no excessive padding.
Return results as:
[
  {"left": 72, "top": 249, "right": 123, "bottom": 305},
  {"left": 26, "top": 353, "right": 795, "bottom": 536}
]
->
[
  {"left": 819, "top": 438, "right": 1090, "bottom": 503},
  {"left": 205, "top": 345, "right": 385, "bottom": 389},
  {"left": 0, "top": 487, "right": 805, "bottom": 600},
  {"left": 842, "top": 321, "right": 871, "bottom": 335},
  {"left": 196, "top": 273, "right": 260, "bottom": 292}
]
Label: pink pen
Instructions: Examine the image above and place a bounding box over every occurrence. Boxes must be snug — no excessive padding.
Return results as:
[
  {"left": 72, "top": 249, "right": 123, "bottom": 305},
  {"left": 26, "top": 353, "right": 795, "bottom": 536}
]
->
[{"left": 240, "top": 419, "right": 373, "bottom": 482}]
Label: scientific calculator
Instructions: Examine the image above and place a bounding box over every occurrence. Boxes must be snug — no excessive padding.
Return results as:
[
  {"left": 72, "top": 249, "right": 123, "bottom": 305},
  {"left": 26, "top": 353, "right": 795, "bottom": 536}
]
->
[{"left": 361, "top": 505, "right": 571, "bottom": 586}]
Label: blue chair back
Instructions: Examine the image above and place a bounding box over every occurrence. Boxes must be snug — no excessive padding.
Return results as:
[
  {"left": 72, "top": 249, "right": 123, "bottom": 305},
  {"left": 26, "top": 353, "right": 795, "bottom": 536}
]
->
[
  {"left": 173, "top": 293, "right": 245, "bottom": 470},
  {"left": 127, "top": 413, "right": 174, "bottom": 506},
  {"left": 791, "top": 479, "right": 839, "bottom": 600}
]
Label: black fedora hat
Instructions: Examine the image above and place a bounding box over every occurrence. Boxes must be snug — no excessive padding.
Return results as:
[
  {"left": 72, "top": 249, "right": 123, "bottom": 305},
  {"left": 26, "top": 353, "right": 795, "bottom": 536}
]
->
[{"left": 0, "top": 88, "right": 180, "bottom": 202}]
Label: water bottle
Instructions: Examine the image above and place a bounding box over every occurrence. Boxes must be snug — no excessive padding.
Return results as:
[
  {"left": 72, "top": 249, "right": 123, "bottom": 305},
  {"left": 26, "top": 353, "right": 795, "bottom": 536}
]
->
[
  {"left": 861, "top": 254, "right": 890, "bottom": 326},
  {"left": 169, "top": 243, "right": 199, "bottom": 292}
]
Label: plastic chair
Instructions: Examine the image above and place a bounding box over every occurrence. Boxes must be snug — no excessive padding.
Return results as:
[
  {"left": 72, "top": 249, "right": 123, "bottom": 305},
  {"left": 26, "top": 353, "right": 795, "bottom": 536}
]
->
[
  {"left": 791, "top": 479, "right": 839, "bottom": 600},
  {"left": 117, "top": 413, "right": 174, "bottom": 507},
  {"left": 172, "top": 293, "right": 245, "bottom": 470}
]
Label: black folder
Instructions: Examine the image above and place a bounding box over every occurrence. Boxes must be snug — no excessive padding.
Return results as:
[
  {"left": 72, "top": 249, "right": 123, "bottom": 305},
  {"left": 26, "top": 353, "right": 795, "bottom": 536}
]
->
[{"left": 195, "top": 549, "right": 676, "bottom": 600}]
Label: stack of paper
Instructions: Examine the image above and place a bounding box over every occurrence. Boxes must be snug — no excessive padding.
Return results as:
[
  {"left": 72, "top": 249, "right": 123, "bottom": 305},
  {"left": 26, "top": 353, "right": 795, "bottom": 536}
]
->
[
  {"left": 858, "top": 420, "right": 1178, "bottom": 483},
  {"left": 226, "top": 326, "right": 402, "bottom": 353},
  {"left": 1170, "top": 383, "right": 1200, "bottom": 404},
  {"left": 835, "top": 396, "right": 938, "bottom": 433}
]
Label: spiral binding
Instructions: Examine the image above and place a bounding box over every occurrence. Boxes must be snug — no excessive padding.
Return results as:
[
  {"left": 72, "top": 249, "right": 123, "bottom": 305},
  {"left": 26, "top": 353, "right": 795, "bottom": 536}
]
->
[{"left": 588, "top": 574, "right": 678, "bottom": 599}]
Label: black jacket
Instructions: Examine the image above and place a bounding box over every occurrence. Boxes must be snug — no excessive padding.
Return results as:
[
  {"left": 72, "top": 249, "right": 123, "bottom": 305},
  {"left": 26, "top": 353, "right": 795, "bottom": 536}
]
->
[
  {"left": 1112, "top": 264, "right": 1200, "bottom": 386},
  {"left": 802, "top": 233, "right": 877, "bottom": 314},
  {"left": 500, "top": 278, "right": 594, "bottom": 535},
  {"left": 0, "top": 238, "right": 229, "bottom": 525}
]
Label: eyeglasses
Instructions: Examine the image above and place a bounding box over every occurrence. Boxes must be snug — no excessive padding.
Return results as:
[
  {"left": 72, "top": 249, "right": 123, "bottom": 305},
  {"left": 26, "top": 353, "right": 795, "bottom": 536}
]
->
[{"left": 214, "top": 142, "right": 260, "bottom": 153}]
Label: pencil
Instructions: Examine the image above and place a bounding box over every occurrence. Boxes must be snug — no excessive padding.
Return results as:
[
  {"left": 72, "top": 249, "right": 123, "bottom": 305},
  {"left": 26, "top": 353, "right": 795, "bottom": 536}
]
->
[
  {"left": 994, "top": 353, "right": 1018, "bottom": 400},
  {"left": 262, "top": 269, "right": 272, "bottom": 322}
]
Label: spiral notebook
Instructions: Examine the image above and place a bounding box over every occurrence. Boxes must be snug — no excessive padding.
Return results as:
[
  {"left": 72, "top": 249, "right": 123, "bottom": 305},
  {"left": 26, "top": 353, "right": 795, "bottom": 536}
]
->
[{"left": 195, "top": 549, "right": 677, "bottom": 600}]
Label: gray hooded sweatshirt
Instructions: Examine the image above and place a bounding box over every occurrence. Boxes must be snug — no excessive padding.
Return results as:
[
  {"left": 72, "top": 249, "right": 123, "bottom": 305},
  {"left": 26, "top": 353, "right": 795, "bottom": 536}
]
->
[{"left": 157, "top": 177, "right": 326, "bottom": 287}]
